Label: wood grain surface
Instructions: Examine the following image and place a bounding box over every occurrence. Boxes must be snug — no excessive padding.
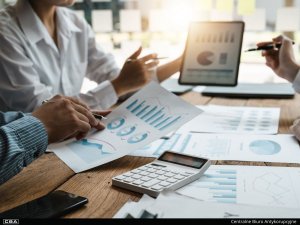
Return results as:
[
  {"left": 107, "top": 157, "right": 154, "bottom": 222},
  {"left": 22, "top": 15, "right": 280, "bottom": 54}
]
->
[{"left": 1, "top": 92, "right": 299, "bottom": 217}]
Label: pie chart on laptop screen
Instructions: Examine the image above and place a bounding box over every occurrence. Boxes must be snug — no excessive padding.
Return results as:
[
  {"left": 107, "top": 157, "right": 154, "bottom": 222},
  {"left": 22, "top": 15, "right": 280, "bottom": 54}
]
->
[{"left": 197, "top": 51, "right": 215, "bottom": 66}]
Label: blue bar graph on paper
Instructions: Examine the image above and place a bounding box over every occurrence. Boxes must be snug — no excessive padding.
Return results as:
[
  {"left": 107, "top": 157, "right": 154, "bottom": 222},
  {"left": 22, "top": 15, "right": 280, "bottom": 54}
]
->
[
  {"left": 126, "top": 99, "right": 183, "bottom": 131},
  {"left": 140, "top": 106, "right": 157, "bottom": 120},
  {"left": 179, "top": 134, "right": 192, "bottom": 153},
  {"left": 153, "top": 133, "right": 182, "bottom": 156},
  {"left": 154, "top": 117, "right": 172, "bottom": 129},
  {"left": 150, "top": 114, "right": 165, "bottom": 126},
  {"left": 131, "top": 101, "right": 145, "bottom": 113},
  {"left": 126, "top": 99, "right": 138, "bottom": 110},
  {"left": 145, "top": 108, "right": 164, "bottom": 123},
  {"left": 159, "top": 116, "right": 182, "bottom": 131},
  {"left": 189, "top": 169, "right": 238, "bottom": 204},
  {"left": 136, "top": 105, "right": 150, "bottom": 117}
]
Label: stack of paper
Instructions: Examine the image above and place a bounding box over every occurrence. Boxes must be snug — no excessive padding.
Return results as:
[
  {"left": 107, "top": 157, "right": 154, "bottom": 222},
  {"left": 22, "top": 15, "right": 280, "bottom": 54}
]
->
[
  {"left": 114, "top": 191, "right": 300, "bottom": 218},
  {"left": 114, "top": 165, "right": 300, "bottom": 218},
  {"left": 130, "top": 133, "right": 300, "bottom": 164}
]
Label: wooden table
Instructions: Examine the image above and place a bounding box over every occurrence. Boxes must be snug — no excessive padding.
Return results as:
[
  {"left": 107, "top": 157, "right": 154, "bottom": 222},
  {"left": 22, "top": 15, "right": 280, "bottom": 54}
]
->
[{"left": 1, "top": 92, "right": 300, "bottom": 218}]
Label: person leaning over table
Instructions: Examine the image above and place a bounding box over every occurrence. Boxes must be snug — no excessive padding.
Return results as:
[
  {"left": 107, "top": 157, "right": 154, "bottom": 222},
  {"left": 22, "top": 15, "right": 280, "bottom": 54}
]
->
[
  {"left": 0, "top": 95, "right": 109, "bottom": 185},
  {"left": 258, "top": 35, "right": 300, "bottom": 141},
  {"left": 0, "top": 0, "right": 182, "bottom": 112}
]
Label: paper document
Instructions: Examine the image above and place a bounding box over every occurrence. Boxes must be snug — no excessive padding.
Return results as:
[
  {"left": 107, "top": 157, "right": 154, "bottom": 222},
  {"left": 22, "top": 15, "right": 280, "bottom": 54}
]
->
[
  {"left": 131, "top": 133, "right": 300, "bottom": 164},
  {"left": 177, "top": 165, "right": 300, "bottom": 209},
  {"left": 50, "top": 82, "right": 202, "bottom": 172},
  {"left": 114, "top": 191, "right": 300, "bottom": 218},
  {"left": 113, "top": 195, "right": 155, "bottom": 219},
  {"left": 177, "top": 105, "right": 280, "bottom": 134}
]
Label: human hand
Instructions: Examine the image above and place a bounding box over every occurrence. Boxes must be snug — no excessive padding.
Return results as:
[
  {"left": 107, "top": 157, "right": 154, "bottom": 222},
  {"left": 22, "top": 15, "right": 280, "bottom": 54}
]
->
[
  {"left": 111, "top": 47, "right": 160, "bottom": 96},
  {"left": 32, "top": 95, "right": 105, "bottom": 143},
  {"left": 290, "top": 119, "right": 300, "bottom": 141},
  {"left": 257, "top": 35, "right": 300, "bottom": 82}
]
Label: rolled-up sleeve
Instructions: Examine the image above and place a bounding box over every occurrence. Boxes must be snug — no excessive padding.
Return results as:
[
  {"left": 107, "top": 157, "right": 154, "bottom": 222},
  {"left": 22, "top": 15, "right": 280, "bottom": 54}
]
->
[
  {"left": 79, "top": 25, "right": 120, "bottom": 110},
  {"left": 0, "top": 115, "right": 48, "bottom": 185}
]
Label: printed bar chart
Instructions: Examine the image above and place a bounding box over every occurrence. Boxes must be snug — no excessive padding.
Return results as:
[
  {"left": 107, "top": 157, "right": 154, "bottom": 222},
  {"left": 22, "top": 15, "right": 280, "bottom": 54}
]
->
[
  {"left": 126, "top": 99, "right": 182, "bottom": 131},
  {"left": 190, "top": 169, "right": 237, "bottom": 204}
]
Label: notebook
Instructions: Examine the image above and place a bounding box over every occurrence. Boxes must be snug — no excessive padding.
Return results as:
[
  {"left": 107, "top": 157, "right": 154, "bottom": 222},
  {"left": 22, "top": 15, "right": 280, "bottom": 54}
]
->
[{"left": 201, "top": 83, "right": 295, "bottom": 98}]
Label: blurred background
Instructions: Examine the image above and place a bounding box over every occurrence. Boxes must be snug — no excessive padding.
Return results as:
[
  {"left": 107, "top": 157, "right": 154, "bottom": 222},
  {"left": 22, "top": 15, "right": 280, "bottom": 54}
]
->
[{"left": 1, "top": 0, "right": 300, "bottom": 91}]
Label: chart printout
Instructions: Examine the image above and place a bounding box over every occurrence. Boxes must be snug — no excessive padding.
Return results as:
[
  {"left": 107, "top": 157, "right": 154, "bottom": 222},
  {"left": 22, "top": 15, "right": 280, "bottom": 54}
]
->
[
  {"left": 177, "top": 165, "right": 300, "bottom": 209},
  {"left": 177, "top": 105, "right": 280, "bottom": 134},
  {"left": 130, "top": 133, "right": 300, "bottom": 164},
  {"left": 49, "top": 82, "right": 202, "bottom": 172}
]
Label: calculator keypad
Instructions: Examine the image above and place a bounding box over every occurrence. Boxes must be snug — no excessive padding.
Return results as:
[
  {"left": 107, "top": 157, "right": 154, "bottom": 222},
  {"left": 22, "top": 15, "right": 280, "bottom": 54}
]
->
[{"left": 113, "top": 164, "right": 195, "bottom": 191}]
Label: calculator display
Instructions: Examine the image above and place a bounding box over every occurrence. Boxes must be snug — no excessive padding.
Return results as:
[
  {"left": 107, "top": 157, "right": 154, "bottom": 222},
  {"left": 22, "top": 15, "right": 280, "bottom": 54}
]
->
[{"left": 158, "top": 151, "right": 207, "bottom": 169}]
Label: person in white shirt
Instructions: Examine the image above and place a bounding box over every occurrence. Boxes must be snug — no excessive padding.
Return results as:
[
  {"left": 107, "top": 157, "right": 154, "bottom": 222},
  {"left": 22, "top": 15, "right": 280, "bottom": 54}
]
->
[
  {"left": 0, "top": 0, "right": 181, "bottom": 112},
  {"left": 258, "top": 35, "right": 300, "bottom": 141}
]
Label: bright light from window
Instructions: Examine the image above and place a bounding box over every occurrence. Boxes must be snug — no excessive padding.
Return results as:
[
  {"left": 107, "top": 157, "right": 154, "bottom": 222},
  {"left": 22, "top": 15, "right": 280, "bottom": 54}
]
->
[{"left": 162, "top": 0, "right": 199, "bottom": 32}]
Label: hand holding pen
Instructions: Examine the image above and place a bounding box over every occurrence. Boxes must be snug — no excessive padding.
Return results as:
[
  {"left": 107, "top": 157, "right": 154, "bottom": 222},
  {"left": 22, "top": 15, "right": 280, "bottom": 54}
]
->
[
  {"left": 92, "top": 113, "right": 108, "bottom": 120},
  {"left": 245, "top": 42, "right": 295, "bottom": 52},
  {"left": 255, "top": 35, "right": 300, "bottom": 83},
  {"left": 245, "top": 41, "right": 295, "bottom": 52}
]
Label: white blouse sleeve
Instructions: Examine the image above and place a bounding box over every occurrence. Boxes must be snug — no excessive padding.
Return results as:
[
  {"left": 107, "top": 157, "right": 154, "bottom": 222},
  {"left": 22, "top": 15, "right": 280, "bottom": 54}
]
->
[{"left": 80, "top": 25, "right": 121, "bottom": 110}]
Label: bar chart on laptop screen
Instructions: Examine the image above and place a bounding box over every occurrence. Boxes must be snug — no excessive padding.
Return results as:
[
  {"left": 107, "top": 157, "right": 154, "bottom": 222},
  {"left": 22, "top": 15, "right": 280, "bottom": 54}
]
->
[{"left": 126, "top": 98, "right": 183, "bottom": 131}]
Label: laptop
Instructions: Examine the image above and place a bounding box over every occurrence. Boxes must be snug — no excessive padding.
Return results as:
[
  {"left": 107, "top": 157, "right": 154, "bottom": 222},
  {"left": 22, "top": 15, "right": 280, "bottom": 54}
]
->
[{"left": 201, "top": 83, "right": 295, "bottom": 98}]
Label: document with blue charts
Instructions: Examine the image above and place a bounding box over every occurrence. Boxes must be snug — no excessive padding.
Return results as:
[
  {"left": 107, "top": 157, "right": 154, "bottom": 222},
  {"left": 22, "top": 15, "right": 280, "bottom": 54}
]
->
[
  {"left": 130, "top": 132, "right": 300, "bottom": 164},
  {"left": 176, "top": 165, "right": 300, "bottom": 209},
  {"left": 176, "top": 105, "right": 280, "bottom": 134},
  {"left": 49, "top": 82, "right": 202, "bottom": 173}
]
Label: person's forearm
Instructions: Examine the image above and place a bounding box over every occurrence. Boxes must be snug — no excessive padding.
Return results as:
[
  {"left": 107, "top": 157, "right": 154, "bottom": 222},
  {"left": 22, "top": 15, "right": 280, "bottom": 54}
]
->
[
  {"left": 0, "top": 116, "right": 48, "bottom": 185},
  {"left": 156, "top": 57, "right": 182, "bottom": 82}
]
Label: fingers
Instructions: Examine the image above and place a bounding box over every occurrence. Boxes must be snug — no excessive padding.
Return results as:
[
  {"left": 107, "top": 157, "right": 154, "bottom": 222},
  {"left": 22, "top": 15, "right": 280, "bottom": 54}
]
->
[
  {"left": 138, "top": 53, "right": 157, "bottom": 63},
  {"left": 281, "top": 36, "right": 294, "bottom": 49},
  {"left": 75, "top": 132, "right": 88, "bottom": 140},
  {"left": 91, "top": 110, "right": 111, "bottom": 130},
  {"left": 72, "top": 116, "right": 91, "bottom": 134},
  {"left": 128, "top": 46, "right": 142, "bottom": 59},
  {"left": 290, "top": 123, "right": 300, "bottom": 141},
  {"left": 65, "top": 96, "right": 90, "bottom": 110},
  {"left": 290, "top": 119, "right": 300, "bottom": 140},
  {"left": 92, "top": 110, "right": 111, "bottom": 116},
  {"left": 145, "top": 60, "right": 159, "bottom": 69},
  {"left": 292, "top": 119, "right": 300, "bottom": 126},
  {"left": 272, "top": 35, "right": 284, "bottom": 43},
  {"left": 257, "top": 41, "right": 273, "bottom": 47},
  {"left": 93, "top": 122, "right": 106, "bottom": 131},
  {"left": 64, "top": 113, "right": 91, "bottom": 141},
  {"left": 72, "top": 103, "right": 98, "bottom": 127}
]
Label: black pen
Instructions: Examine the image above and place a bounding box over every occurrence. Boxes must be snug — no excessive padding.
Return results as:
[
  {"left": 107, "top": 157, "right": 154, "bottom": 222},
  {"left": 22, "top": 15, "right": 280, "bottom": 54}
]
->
[
  {"left": 92, "top": 113, "right": 107, "bottom": 120},
  {"left": 245, "top": 42, "right": 295, "bottom": 52}
]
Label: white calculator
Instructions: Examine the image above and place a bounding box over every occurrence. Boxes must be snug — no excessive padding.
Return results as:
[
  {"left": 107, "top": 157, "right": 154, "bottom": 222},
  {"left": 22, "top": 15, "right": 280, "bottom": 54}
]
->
[{"left": 112, "top": 151, "right": 211, "bottom": 197}]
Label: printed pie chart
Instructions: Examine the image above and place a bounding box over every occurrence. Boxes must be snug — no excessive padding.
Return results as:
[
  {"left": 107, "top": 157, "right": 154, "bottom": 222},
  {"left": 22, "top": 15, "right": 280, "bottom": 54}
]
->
[
  {"left": 197, "top": 51, "right": 215, "bottom": 66},
  {"left": 249, "top": 140, "right": 281, "bottom": 155}
]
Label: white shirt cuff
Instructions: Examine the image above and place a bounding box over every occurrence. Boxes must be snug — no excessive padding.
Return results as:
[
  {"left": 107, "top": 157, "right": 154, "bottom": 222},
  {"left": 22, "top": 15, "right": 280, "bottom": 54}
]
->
[
  {"left": 292, "top": 69, "right": 300, "bottom": 93},
  {"left": 88, "top": 80, "right": 118, "bottom": 109},
  {"left": 149, "top": 68, "right": 159, "bottom": 83}
]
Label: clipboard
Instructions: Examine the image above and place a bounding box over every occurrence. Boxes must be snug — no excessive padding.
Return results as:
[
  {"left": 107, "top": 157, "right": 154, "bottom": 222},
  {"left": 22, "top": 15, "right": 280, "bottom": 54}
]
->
[{"left": 179, "top": 21, "right": 244, "bottom": 86}]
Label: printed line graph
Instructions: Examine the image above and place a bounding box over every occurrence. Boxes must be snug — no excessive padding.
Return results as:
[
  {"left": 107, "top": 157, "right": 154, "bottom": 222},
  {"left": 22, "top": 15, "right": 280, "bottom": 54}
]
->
[
  {"left": 253, "top": 172, "right": 292, "bottom": 206},
  {"left": 67, "top": 138, "right": 116, "bottom": 163}
]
